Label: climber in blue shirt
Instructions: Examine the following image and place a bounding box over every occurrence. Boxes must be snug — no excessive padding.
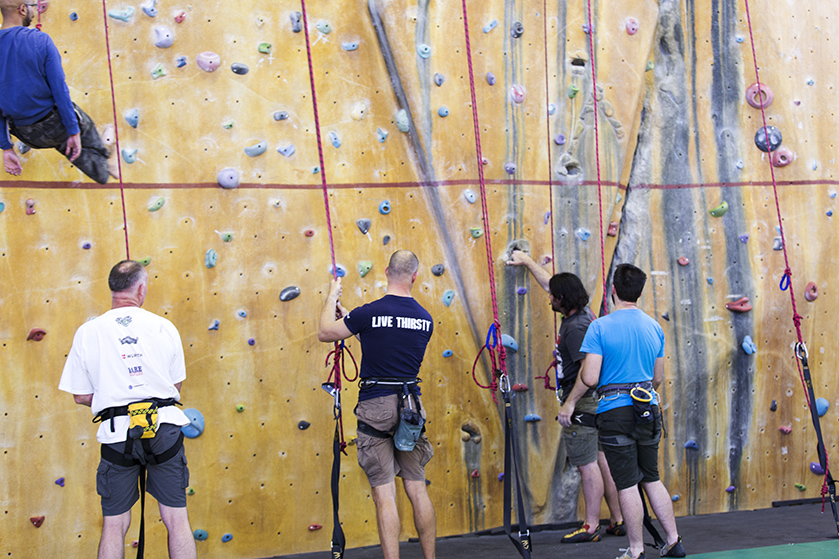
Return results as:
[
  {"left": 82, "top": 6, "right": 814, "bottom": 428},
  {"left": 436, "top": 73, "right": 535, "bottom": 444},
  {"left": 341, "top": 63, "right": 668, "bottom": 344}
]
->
[{"left": 1, "top": 1, "right": 114, "bottom": 183}]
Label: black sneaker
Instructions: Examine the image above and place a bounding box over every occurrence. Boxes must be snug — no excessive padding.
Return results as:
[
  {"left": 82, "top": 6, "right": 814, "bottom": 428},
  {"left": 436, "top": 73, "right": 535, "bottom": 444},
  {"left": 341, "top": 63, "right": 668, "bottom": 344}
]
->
[
  {"left": 660, "top": 537, "right": 686, "bottom": 558},
  {"left": 606, "top": 521, "right": 627, "bottom": 536},
  {"left": 561, "top": 524, "right": 601, "bottom": 543}
]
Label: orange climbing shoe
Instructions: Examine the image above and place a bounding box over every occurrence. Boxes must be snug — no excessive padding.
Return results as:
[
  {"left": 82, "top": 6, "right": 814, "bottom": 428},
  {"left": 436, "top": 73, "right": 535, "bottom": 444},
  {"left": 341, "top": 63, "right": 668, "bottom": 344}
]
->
[
  {"left": 606, "top": 521, "right": 627, "bottom": 536},
  {"left": 561, "top": 524, "right": 601, "bottom": 543}
]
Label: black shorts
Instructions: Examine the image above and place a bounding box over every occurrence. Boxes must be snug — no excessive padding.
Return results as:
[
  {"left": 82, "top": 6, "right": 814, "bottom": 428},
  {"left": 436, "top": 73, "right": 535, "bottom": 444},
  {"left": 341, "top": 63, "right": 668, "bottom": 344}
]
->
[{"left": 596, "top": 405, "right": 661, "bottom": 491}]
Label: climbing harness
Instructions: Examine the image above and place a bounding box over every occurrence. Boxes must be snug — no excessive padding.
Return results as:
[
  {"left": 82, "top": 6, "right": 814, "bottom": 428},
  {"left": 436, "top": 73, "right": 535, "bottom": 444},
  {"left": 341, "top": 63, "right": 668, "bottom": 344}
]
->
[
  {"left": 460, "top": 2, "right": 530, "bottom": 555},
  {"left": 94, "top": 398, "right": 182, "bottom": 559},
  {"left": 743, "top": 0, "right": 839, "bottom": 535}
]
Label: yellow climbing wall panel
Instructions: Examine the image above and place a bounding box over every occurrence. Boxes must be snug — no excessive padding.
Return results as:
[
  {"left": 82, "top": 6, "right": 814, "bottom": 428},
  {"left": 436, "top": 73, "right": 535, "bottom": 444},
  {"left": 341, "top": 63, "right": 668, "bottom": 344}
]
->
[{"left": 1, "top": 0, "right": 837, "bottom": 558}]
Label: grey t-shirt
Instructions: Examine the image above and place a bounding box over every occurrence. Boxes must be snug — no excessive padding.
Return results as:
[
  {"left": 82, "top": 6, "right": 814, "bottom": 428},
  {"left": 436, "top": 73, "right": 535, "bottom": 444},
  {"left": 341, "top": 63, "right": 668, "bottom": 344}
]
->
[{"left": 557, "top": 307, "right": 595, "bottom": 401}]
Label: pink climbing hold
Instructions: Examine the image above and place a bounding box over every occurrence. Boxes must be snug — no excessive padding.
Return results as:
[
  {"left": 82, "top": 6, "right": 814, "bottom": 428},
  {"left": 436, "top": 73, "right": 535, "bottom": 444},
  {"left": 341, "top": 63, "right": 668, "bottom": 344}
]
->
[
  {"left": 510, "top": 84, "right": 525, "bottom": 104},
  {"left": 304, "top": 229, "right": 315, "bottom": 237},
  {"left": 174, "top": 11, "right": 186, "bottom": 23},
  {"left": 779, "top": 425, "right": 792, "bottom": 434},
  {"left": 196, "top": 52, "right": 221, "bottom": 72},
  {"left": 25, "top": 198, "right": 35, "bottom": 215},
  {"left": 725, "top": 297, "right": 753, "bottom": 313},
  {"left": 607, "top": 221, "right": 618, "bottom": 237},
  {"left": 746, "top": 83, "right": 774, "bottom": 109},
  {"left": 771, "top": 147, "right": 793, "bottom": 167},
  {"left": 677, "top": 256, "right": 689, "bottom": 266},
  {"left": 470, "top": 469, "right": 480, "bottom": 479},
  {"left": 27, "top": 328, "right": 46, "bottom": 341},
  {"left": 625, "top": 18, "right": 639, "bottom": 35},
  {"left": 804, "top": 282, "right": 818, "bottom": 302}
]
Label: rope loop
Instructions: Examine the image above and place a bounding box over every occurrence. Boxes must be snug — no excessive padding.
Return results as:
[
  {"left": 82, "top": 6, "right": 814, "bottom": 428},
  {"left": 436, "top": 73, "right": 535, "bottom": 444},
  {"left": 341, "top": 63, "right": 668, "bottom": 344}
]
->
[{"left": 779, "top": 273, "right": 790, "bottom": 291}]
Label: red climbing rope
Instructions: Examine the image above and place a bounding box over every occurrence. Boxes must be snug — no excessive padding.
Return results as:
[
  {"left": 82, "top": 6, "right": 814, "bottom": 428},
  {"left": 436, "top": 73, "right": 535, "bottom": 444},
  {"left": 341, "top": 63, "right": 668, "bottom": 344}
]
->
[
  {"left": 100, "top": 0, "right": 130, "bottom": 260},
  {"left": 460, "top": 0, "right": 509, "bottom": 398},
  {"left": 585, "top": 0, "right": 608, "bottom": 315}
]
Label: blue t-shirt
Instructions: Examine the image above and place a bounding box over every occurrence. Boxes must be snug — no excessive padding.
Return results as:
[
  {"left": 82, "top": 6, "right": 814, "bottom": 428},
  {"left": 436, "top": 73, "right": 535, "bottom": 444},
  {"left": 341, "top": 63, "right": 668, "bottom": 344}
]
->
[
  {"left": 0, "top": 27, "right": 79, "bottom": 150},
  {"left": 343, "top": 295, "right": 433, "bottom": 401},
  {"left": 579, "top": 308, "right": 665, "bottom": 413}
]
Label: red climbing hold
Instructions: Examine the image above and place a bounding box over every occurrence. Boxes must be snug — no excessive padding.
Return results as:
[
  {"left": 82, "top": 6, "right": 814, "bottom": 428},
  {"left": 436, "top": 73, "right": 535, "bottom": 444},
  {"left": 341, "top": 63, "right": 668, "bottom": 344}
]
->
[
  {"left": 746, "top": 83, "right": 774, "bottom": 109},
  {"left": 30, "top": 516, "right": 45, "bottom": 528},
  {"left": 725, "top": 297, "right": 753, "bottom": 312},
  {"left": 131, "top": 540, "right": 139, "bottom": 548},
  {"left": 27, "top": 328, "right": 46, "bottom": 341},
  {"left": 771, "top": 147, "right": 793, "bottom": 167},
  {"left": 470, "top": 469, "right": 480, "bottom": 479},
  {"left": 175, "top": 11, "right": 186, "bottom": 23},
  {"left": 304, "top": 229, "right": 315, "bottom": 237},
  {"left": 511, "top": 383, "right": 529, "bottom": 392},
  {"left": 308, "top": 524, "right": 322, "bottom": 531},
  {"left": 607, "top": 221, "right": 618, "bottom": 237},
  {"left": 625, "top": 18, "right": 639, "bottom": 35},
  {"left": 804, "top": 282, "right": 818, "bottom": 302},
  {"left": 779, "top": 425, "right": 792, "bottom": 434},
  {"left": 677, "top": 257, "right": 689, "bottom": 266}
]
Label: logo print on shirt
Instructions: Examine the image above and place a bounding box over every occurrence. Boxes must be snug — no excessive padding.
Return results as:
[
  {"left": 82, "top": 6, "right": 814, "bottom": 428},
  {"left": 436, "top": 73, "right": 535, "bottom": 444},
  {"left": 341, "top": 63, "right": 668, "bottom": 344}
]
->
[
  {"left": 128, "top": 365, "right": 143, "bottom": 376},
  {"left": 119, "top": 336, "right": 139, "bottom": 345},
  {"left": 115, "top": 316, "right": 133, "bottom": 327}
]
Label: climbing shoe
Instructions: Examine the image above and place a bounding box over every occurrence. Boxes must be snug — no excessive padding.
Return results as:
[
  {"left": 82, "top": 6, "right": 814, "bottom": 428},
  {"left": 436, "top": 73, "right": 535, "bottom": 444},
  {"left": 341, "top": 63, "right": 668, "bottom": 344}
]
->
[
  {"left": 660, "top": 537, "right": 686, "bottom": 557},
  {"left": 616, "top": 549, "right": 646, "bottom": 559},
  {"left": 561, "top": 524, "right": 601, "bottom": 543},
  {"left": 606, "top": 521, "right": 627, "bottom": 536}
]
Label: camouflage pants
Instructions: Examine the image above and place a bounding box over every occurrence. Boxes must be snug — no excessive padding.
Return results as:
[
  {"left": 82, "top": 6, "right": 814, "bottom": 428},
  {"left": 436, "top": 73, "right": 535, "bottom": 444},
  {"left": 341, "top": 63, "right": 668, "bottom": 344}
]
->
[{"left": 10, "top": 103, "right": 110, "bottom": 184}]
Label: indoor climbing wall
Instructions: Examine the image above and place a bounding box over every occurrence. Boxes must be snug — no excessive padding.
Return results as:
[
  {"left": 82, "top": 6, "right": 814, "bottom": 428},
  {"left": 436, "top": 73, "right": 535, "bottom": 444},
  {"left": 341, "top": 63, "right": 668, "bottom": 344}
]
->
[{"left": 0, "top": 1, "right": 836, "bottom": 558}]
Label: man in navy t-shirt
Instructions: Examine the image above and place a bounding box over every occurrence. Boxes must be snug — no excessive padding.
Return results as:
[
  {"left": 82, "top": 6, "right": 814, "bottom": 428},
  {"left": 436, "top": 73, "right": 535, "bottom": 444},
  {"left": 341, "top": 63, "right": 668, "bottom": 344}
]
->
[{"left": 319, "top": 250, "right": 436, "bottom": 559}]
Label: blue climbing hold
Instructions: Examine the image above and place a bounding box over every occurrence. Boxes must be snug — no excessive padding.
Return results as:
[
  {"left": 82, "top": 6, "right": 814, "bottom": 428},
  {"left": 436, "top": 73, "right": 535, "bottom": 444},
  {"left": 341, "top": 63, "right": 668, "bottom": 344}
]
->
[
  {"left": 417, "top": 44, "right": 432, "bottom": 59},
  {"left": 231, "top": 63, "right": 249, "bottom": 75},
  {"left": 182, "top": 409, "right": 205, "bottom": 439},
  {"left": 741, "top": 335, "right": 757, "bottom": 355},
  {"left": 707, "top": 278, "right": 714, "bottom": 285},
  {"left": 82, "top": 242, "right": 92, "bottom": 250},
  {"left": 142, "top": 0, "right": 158, "bottom": 17},
  {"left": 754, "top": 125, "right": 782, "bottom": 152},
  {"left": 205, "top": 249, "right": 218, "bottom": 268},
  {"left": 382, "top": 235, "right": 391, "bottom": 245},
  {"left": 279, "top": 286, "right": 301, "bottom": 302},
  {"left": 377, "top": 128, "right": 389, "bottom": 143},
  {"left": 379, "top": 200, "right": 391, "bottom": 214},
  {"left": 815, "top": 397, "right": 829, "bottom": 417},
  {"left": 464, "top": 189, "right": 477, "bottom": 204},
  {"left": 438, "top": 107, "right": 449, "bottom": 117},
  {"left": 501, "top": 334, "right": 518, "bottom": 353},
  {"left": 329, "top": 264, "right": 347, "bottom": 278},
  {"left": 483, "top": 19, "right": 498, "bottom": 33},
  {"left": 329, "top": 131, "right": 341, "bottom": 148},
  {"left": 69, "top": 12, "right": 78, "bottom": 21},
  {"left": 124, "top": 108, "right": 139, "bottom": 129},
  {"left": 237, "top": 310, "right": 247, "bottom": 318},
  {"left": 431, "top": 264, "right": 445, "bottom": 276},
  {"left": 154, "top": 27, "right": 174, "bottom": 48},
  {"left": 274, "top": 111, "right": 289, "bottom": 121},
  {"left": 176, "top": 56, "right": 187, "bottom": 68},
  {"left": 356, "top": 218, "right": 371, "bottom": 235},
  {"left": 575, "top": 228, "right": 591, "bottom": 241},
  {"left": 208, "top": 319, "right": 220, "bottom": 330},
  {"left": 108, "top": 7, "right": 135, "bottom": 22},
  {"left": 277, "top": 144, "right": 295, "bottom": 157},
  {"left": 548, "top": 103, "right": 556, "bottom": 115},
  {"left": 193, "top": 529, "right": 208, "bottom": 541},
  {"left": 1, "top": 202, "right": 7, "bottom": 214},
  {"left": 217, "top": 168, "right": 239, "bottom": 189},
  {"left": 684, "top": 440, "right": 698, "bottom": 450},
  {"left": 442, "top": 290, "right": 455, "bottom": 307},
  {"left": 244, "top": 141, "right": 267, "bottom": 157},
  {"left": 672, "top": 494, "right": 680, "bottom": 502},
  {"left": 121, "top": 148, "right": 138, "bottom": 164},
  {"left": 290, "top": 12, "right": 302, "bottom": 33},
  {"left": 524, "top": 414, "right": 541, "bottom": 423},
  {"left": 442, "top": 349, "right": 453, "bottom": 358},
  {"left": 434, "top": 73, "right": 445, "bottom": 86},
  {"left": 342, "top": 42, "right": 359, "bottom": 51},
  {"left": 222, "top": 534, "right": 233, "bottom": 543},
  {"left": 739, "top": 234, "right": 749, "bottom": 243}
]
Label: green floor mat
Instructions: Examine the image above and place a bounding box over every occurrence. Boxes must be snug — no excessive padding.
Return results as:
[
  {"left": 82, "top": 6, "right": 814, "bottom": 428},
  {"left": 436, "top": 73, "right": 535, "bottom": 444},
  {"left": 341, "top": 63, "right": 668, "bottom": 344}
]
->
[{"left": 689, "top": 539, "right": 839, "bottom": 559}]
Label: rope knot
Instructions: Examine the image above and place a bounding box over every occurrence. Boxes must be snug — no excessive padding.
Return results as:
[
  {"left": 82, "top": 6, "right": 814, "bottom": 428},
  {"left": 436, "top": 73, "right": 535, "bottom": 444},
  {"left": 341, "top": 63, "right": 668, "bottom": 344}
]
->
[{"left": 792, "top": 313, "right": 803, "bottom": 328}]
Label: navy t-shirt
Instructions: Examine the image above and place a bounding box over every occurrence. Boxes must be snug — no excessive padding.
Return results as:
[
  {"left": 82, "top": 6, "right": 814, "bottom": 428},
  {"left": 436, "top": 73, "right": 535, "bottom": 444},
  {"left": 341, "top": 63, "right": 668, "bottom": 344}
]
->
[{"left": 343, "top": 295, "right": 433, "bottom": 401}]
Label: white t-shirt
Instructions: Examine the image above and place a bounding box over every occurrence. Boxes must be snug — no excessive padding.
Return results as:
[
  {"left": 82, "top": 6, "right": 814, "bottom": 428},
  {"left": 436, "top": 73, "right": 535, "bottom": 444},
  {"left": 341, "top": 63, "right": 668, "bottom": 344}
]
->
[{"left": 59, "top": 306, "right": 190, "bottom": 444}]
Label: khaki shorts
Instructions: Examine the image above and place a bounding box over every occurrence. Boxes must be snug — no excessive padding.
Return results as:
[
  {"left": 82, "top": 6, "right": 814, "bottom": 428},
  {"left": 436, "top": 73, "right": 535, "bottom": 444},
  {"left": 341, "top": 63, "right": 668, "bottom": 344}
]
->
[
  {"left": 562, "top": 393, "right": 599, "bottom": 467},
  {"left": 355, "top": 394, "right": 433, "bottom": 487}
]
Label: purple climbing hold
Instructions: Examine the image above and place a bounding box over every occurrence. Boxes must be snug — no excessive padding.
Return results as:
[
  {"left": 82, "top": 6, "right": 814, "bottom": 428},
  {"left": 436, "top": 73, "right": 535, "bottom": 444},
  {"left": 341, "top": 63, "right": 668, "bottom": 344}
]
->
[
  {"left": 290, "top": 12, "right": 302, "bottom": 33},
  {"left": 810, "top": 462, "right": 826, "bottom": 476},
  {"left": 754, "top": 125, "right": 782, "bottom": 152},
  {"left": 554, "top": 134, "right": 566, "bottom": 145},
  {"left": 770, "top": 400, "right": 777, "bottom": 412},
  {"left": 486, "top": 72, "right": 496, "bottom": 86},
  {"left": 55, "top": 477, "right": 65, "bottom": 487},
  {"left": 498, "top": 473, "right": 504, "bottom": 482},
  {"left": 544, "top": 211, "right": 551, "bottom": 225},
  {"left": 217, "top": 168, "right": 239, "bottom": 189},
  {"left": 582, "top": 23, "right": 591, "bottom": 34},
  {"left": 725, "top": 485, "right": 736, "bottom": 493},
  {"left": 434, "top": 73, "right": 444, "bottom": 86},
  {"left": 739, "top": 234, "right": 749, "bottom": 243},
  {"left": 248, "top": 338, "right": 255, "bottom": 346},
  {"left": 383, "top": 235, "right": 391, "bottom": 245},
  {"left": 516, "top": 287, "right": 527, "bottom": 295},
  {"left": 154, "top": 26, "right": 174, "bottom": 48},
  {"left": 504, "top": 162, "right": 516, "bottom": 175},
  {"left": 82, "top": 242, "right": 92, "bottom": 250},
  {"left": 196, "top": 52, "right": 221, "bottom": 72}
]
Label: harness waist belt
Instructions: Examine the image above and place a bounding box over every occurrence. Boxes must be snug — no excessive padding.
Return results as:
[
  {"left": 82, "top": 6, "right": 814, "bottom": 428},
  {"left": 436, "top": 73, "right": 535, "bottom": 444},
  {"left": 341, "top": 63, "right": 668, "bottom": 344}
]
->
[
  {"left": 570, "top": 412, "right": 596, "bottom": 428},
  {"left": 356, "top": 421, "right": 393, "bottom": 439},
  {"left": 597, "top": 381, "right": 654, "bottom": 398},
  {"left": 358, "top": 377, "right": 421, "bottom": 390},
  {"left": 93, "top": 397, "right": 180, "bottom": 433}
]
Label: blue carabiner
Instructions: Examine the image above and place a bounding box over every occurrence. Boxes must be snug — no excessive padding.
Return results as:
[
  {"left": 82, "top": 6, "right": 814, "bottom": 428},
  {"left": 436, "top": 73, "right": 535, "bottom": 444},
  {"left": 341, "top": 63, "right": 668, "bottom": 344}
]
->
[
  {"left": 485, "top": 324, "right": 498, "bottom": 350},
  {"left": 779, "top": 273, "right": 790, "bottom": 291}
]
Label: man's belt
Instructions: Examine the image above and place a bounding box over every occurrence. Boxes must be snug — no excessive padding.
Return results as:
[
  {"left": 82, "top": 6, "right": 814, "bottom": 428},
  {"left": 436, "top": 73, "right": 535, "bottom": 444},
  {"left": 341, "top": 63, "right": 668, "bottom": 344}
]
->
[{"left": 358, "top": 377, "right": 421, "bottom": 390}]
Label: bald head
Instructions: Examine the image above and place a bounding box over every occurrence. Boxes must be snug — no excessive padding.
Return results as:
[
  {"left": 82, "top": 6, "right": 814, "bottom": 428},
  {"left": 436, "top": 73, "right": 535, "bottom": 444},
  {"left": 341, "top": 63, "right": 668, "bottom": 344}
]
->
[
  {"left": 108, "top": 260, "right": 148, "bottom": 293},
  {"left": 386, "top": 250, "right": 419, "bottom": 283}
]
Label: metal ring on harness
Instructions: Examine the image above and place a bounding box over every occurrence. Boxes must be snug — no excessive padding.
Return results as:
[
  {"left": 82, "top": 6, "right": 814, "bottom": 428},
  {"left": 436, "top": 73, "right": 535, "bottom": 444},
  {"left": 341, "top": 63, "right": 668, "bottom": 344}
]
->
[{"left": 630, "top": 386, "right": 653, "bottom": 403}]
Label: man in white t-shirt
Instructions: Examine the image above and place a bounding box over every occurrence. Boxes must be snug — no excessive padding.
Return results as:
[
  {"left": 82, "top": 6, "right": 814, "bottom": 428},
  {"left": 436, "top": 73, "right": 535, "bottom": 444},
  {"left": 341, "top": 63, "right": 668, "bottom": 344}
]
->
[{"left": 59, "top": 260, "right": 196, "bottom": 559}]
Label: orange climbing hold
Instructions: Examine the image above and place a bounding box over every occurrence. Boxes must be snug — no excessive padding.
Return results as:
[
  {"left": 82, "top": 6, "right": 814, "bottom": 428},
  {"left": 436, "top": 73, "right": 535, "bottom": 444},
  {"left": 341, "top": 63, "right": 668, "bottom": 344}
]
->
[
  {"left": 725, "top": 297, "right": 753, "bottom": 312},
  {"left": 804, "top": 282, "right": 818, "bottom": 302},
  {"left": 308, "top": 524, "right": 322, "bottom": 531},
  {"left": 30, "top": 516, "right": 45, "bottom": 528}
]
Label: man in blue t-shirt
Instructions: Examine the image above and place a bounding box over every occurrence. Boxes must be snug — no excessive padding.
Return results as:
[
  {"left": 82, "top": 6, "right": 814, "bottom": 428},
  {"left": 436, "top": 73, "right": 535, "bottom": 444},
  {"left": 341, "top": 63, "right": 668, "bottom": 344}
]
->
[
  {"left": 579, "top": 263, "right": 685, "bottom": 559},
  {"left": 1, "top": 1, "right": 114, "bottom": 184},
  {"left": 319, "top": 250, "right": 435, "bottom": 559}
]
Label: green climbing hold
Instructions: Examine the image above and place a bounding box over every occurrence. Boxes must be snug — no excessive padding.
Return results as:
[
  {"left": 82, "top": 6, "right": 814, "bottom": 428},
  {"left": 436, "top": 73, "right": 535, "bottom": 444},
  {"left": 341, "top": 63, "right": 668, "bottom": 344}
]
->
[
  {"left": 470, "top": 227, "right": 483, "bottom": 238},
  {"left": 220, "top": 232, "right": 233, "bottom": 242},
  {"left": 316, "top": 20, "right": 332, "bottom": 34},
  {"left": 258, "top": 42, "right": 271, "bottom": 54},
  {"left": 151, "top": 63, "right": 166, "bottom": 79},
  {"left": 646, "top": 60, "right": 655, "bottom": 72},
  {"left": 137, "top": 257, "right": 151, "bottom": 267},
  {"left": 236, "top": 404, "right": 245, "bottom": 412},
  {"left": 222, "top": 120, "right": 234, "bottom": 129},
  {"left": 709, "top": 201, "right": 729, "bottom": 217},
  {"left": 395, "top": 109, "right": 409, "bottom": 133},
  {"left": 187, "top": 487, "right": 195, "bottom": 495},
  {"left": 358, "top": 260, "right": 373, "bottom": 277},
  {"left": 567, "top": 84, "right": 579, "bottom": 98},
  {"left": 148, "top": 197, "right": 165, "bottom": 212},
  {"left": 795, "top": 483, "right": 806, "bottom": 491}
]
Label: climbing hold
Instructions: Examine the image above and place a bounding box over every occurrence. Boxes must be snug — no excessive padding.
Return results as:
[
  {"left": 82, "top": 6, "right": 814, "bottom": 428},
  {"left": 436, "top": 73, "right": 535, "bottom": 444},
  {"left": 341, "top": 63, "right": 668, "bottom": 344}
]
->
[
  {"left": 735, "top": 159, "right": 744, "bottom": 170},
  {"left": 231, "top": 63, "right": 249, "bottom": 75},
  {"left": 736, "top": 35, "right": 745, "bottom": 43},
  {"left": 483, "top": 19, "right": 498, "bottom": 33},
  {"left": 108, "top": 7, "right": 135, "bottom": 22},
  {"left": 137, "top": 257, "right": 151, "bottom": 267},
  {"left": 800, "top": 281, "right": 819, "bottom": 302},
  {"left": 504, "top": 162, "right": 516, "bottom": 174},
  {"left": 182, "top": 409, "right": 205, "bottom": 438},
  {"left": 543, "top": 212, "right": 551, "bottom": 225},
  {"left": 298, "top": 421, "right": 311, "bottom": 430},
  {"left": 377, "top": 128, "right": 389, "bottom": 143},
  {"left": 27, "top": 328, "right": 46, "bottom": 342},
  {"left": 470, "top": 228, "right": 483, "bottom": 239},
  {"left": 672, "top": 495, "right": 680, "bottom": 502},
  {"left": 222, "top": 120, "right": 234, "bottom": 129},
  {"left": 661, "top": 312, "right": 670, "bottom": 321},
  {"left": 524, "top": 414, "right": 541, "bottom": 423},
  {"left": 511, "top": 85, "right": 525, "bottom": 104},
  {"left": 442, "top": 349, "right": 453, "bottom": 358},
  {"left": 828, "top": 210, "right": 833, "bottom": 217},
  {"left": 30, "top": 516, "right": 45, "bottom": 528},
  {"left": 193, "top": 529, "right": 208, "bottom": 541},
  {"left": 575, "top": 228, "right": 591, "bottom": 241},
  {"left": 351, "top": 102, "right": 367, "bottom": 121},
  {"left": 707, "top": 278, "right": 714, "bottom": 285},
  {"left": 358, "top": 261, "right": 373, "bottom": 278},
  {"left": 258, "top": 42, "right": 272, "bottom": 54},
  {"left": 196, "top": 52, "right": 221, "bottom": 72},
  {"left": 151, "top": 64, "right": 166, "bottom": 79},
  {"left": 148, "top": 196, "right": 165, "bottom": 212},
  {"left": 463, "top": 189, "right": 477, "bottom": 204},
  {"left": 501, "top": 334, "right": 518, "bottom": 353},
  {"left": 141, "top": 0, "right": 157, "bottom": 17},
  {"left": 815, "top": 398, "right": 829, "bottom": 417},
  {"left": 303, "top": 229, "right": 315, "bottom": 238},
  {"left": 471, "top": 469, "right": 480, "bottom": 478},
  {"left": 434, "top": 73, "right": 445, "bottom": 86},
  {"left": 625, "top": 18, "right": 639, "bottom": 35},
  {"left": 725, "top": 486, "right": 736, "bottom": 493},
  {"left": 795, "top": 483, "right": 807, "bottom": 492},
  {"left": 746, "top": 83, "right": 774, "bottom": 109},
  {"left": 274, "top": 111, "right": 289, "bottom": 121},
  {"left": 554, "top": 134, "right": 566, "bottom": 145},
  {"left": 773, "top": 237, "right": 784, "bottom": 251},
  {"left": 677, "top": 256, "right": 689, "bottom": 266},
  {"left": 772, "top": 148, "right": 793, "bottom": 167},
  {"left": 328, "top": 131, "right": 341, "bottom": 148},
  {"left": 810, "top": 462, "right": 826, "bottom": 476},
  {"left": 69, "top": 12, "right": 78, "bottom": 21},
  {"left": 567, "top": 84, "right": 579, "bottom": 98},
  {"left": 205, "top": 249, "right": 218, "bottom": 269},
  {"left": 236, "top": 405, "right": 245, "bottom": 413},
  {"left": 55, "top": 477, "right": 65, "bottom": 487},
  {"left": 121, "top": 148, "right": 138, "bottom": 164},
  {"left": 498, "top": 473, "right": 504, "bottom": 482},
  {"left": 646, "top": 60, "right": 655, "bottom": 71},
  {"left": 245, "top": 141, "right": 267, "bottom": 157},
  {"left": 379, "top": 200, "right": 391, "bottom": 214},
  {"left": 709, "top": 201, "right": 728, "bottom": 217},
  {"left": 516, "top": 287, "right": 527, "bottom": 295},
  {"left": 437, "top": 107, "right": 449, "bottom": 118},
  {"left": 356, "top": 218, "right": 372, "bottom": 235},
  {"left": 417, "top": 44, "right": 432, "bottom": 59},
  {"left": 684, "top": 440, "right": 698, "bottom": 450},
  {"left": 174, "top": 11, "right": 186, "bottom": 23},
  {"left": 395, "top": 109, "right": 410, "bottom": 133},
  {"left": 582, "top": 24, "right": 591, "bottom": 34},
  {"left": 187, "top": 487, "right": 195, "bottom": 495},
  {"left": 82, "top": 242, "right": 91, "bottom": 250},
  {"left": 486, "top": 72, "right": 496, "bottom": 86},
  {"left": 309, "top": 524, "right": 322, "bottom": 531},
  {"left": 442, "top": 290, "right": 455, "bottom": 307},
  {"left": 725, "top": 297, "right": 752, "bottom": 312},
  {"left": 548, "top": 103, "right": 556, "bottom": 115},
  {"left": 431, "top": 264, "right": 445, "bottom": 277},
  {"left": 277, "top": 144, "right": 296, "bottom": 157},
  {"left": 208, "top": 319, "right": 220, "bottom": 330},
  {"left": 511, "top": 384, "right": 529, "bottom": 392},
  {"left": 290, "top": 11, "right": 302, "bottom": 32},
  {"left": 247, "top": 338, "right": 255, "bottom": 346},
  {"left": 154, "top": 27, "right": 174, "bottom": 48},
  {"left": 754, "top": 125, "right": 782, "bottom": 152},
  {"left": 222, "top": 533, "right": 233, "bottom": 543},
  {"left": 217, "top": 168, "right": 240, "bottom": 189},
  {"left": 741, "top": 335, "right": 757, "bottom": 355},
  {"left": 125, "top": 108, "right": 139, "bottom": 128},
  {"left": 607, "top": 221, "right": 618, "bottom": 237},
  {"left": 237, "top": 310, "right": 247, "bottom": 318},
  {"left": 779, "top": 425, "right": 792, "bottom": 434},
  {"left": 383, "top": 235, "right": 391, "bottom": 245},
  {"left": 279, "top": 286, "right": 301, "bottom": 302},
  {"left": 770, "top": 400, "right": 777, "bottom": 412},
  {"left": 316, "top": 20, "right": 332, "bottom": 34},
  {"left": 510, "top": 21, "right": 524, "bottom": 38},
  {"left": 341, "top": 42, "right": 359, "bottom": 51}
]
